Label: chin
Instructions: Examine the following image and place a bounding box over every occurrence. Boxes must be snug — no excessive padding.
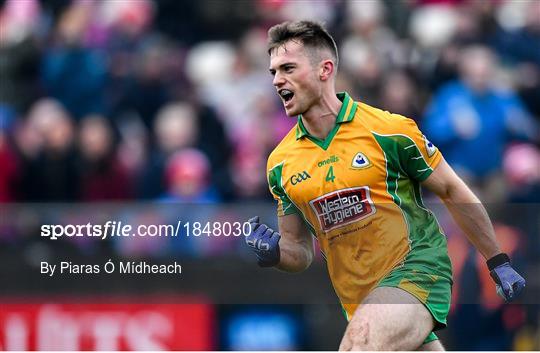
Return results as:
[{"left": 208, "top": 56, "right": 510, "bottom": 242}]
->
[
  {"left": 285, "top": 110, "right": 298, "bottom": 117},
  {"left": 285, "top": 105, "right": 303, "bottom": 117}
]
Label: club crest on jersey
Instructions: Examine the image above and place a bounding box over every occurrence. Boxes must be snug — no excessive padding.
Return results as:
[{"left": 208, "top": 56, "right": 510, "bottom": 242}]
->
[
  {"left": 309, "top": 186, "right": 376, "bottom": 232},
  {"left": 351, "top": 152, "right": 371, "bottom": 169},
  {"left": 424, "top": 136, "right": 436, "bottom": 157}
]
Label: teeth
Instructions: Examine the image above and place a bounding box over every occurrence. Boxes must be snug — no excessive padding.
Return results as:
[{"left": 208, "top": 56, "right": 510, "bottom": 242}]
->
[{"left": 280, "top": 89, "right": 292, "bottom": 97}]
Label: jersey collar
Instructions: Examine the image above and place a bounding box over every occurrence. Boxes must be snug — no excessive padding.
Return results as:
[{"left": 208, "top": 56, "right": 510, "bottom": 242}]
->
[{"left": 295, "top": 92, "right": 358, "bottom": 140}]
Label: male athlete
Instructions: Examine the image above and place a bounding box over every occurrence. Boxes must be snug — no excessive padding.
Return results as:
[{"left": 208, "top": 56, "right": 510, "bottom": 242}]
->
[{"left": 245, "top": 21, "right": 525, "bottom": 351}]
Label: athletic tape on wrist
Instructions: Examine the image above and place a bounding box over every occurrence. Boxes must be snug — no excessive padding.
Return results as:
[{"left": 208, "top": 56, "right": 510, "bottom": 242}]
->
[{"left": 487, "top": 252, "right": 510, "bottom": 271}]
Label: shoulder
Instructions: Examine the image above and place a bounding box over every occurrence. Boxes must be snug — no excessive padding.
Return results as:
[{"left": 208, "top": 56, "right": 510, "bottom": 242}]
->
[
  {"left": 421, "top": 81, "right": 468, "bottom": 105},
  {"left": 492, "top": 86, "right": 522, "bottom": 103},
  {"left": 434, "top": 80, "right": 467, "bottom": 95},
  {"left": 356, "top": 101, "right": 419, "bottom": 137}
]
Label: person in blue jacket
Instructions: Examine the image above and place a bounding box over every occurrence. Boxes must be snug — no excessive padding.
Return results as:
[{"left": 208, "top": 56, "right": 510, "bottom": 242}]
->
[{"left": 423, "top": 45, "right": 538, "bottom": 187}]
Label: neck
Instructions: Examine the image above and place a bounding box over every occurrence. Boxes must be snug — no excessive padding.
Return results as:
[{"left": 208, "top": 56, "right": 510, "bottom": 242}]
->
[{"left": 301, "top": 90, "right": 342, "bottom": 140}]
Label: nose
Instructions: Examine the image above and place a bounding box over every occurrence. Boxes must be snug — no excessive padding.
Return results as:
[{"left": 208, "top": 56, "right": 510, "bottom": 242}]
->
[{"left": 273, "top": 72, "right": 285, "bottom": 87}]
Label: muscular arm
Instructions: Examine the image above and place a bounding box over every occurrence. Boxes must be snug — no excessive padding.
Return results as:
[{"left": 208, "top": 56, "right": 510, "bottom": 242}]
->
[
  {"left": 276, "top": 213, "right": 315, "bottom": 273},
  {"left": 422, "top": 158, "right": 501, "bottom": 259}
]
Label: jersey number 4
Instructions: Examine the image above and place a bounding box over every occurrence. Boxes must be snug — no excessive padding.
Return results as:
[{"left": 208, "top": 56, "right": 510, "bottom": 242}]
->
[{"left": 325, "top": 166, "right": 336, "bottom": 183}]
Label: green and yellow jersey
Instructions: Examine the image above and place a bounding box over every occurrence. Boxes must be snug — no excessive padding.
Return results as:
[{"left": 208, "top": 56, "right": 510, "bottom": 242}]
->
[{"left": 267, "top": 92, "right": 452, "bottom": 322}]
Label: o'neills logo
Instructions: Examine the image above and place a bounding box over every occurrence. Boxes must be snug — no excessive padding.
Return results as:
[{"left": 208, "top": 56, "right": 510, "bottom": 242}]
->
[{"left": 309, "top": 187, "right": 376, "bottom": 232}]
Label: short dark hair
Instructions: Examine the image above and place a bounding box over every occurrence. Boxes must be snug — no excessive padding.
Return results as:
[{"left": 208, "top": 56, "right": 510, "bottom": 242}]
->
[{"left": 267, "top": 20, "right": 338, "bottom": 67}]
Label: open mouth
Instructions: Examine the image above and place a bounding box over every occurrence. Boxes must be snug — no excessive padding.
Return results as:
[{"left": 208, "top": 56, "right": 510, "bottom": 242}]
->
[{"left": 278, "top": 89, "right": 294, "bottom": 104}]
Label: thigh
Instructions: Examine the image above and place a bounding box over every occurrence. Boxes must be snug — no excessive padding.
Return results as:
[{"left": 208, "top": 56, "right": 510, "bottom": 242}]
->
[
  {"left": 339, "top": 287, "right": 435, "bottom": 351},
  {"left": 377, "top": 268, "right": 452, "bottom": 332}
]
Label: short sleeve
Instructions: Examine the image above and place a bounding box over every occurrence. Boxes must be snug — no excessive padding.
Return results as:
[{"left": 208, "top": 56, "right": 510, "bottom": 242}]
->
[
  {"left": 373, "top": 115, "right": 443, "bottom": 182},
  {"left": 399, "top": 117, "right": 442, "bottom": 181},
  {"left": 267, "top": 160, "right": 298, "bottom": 216}
]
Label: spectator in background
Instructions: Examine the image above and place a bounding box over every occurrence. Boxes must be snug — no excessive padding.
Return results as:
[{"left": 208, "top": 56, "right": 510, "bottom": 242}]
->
[
  {"left": 502, "top": 143, "right": 540, "bottom": 261},
  {"left": 161, "top": 148, "right": 219, "bottom": 203},
  {"left": 17, "top": 99, "right": 80, "bottom": 201},
  {"left": 503, "top": 143, "right": 540, "bottom": 203},
  {"left": 340, "top": 0, "right": 398, "bottom": 106},
  {"left": 426, "top": 1, "right": 497, "bottom": 91},
  {"left": 423, "top": 45, "right": 538, "bottom": 201},
  {"left": 115, "top": 116, "right": 149, "bottom": 183},
  {"left": 100, "top": 0, "right": 171, "bottom": 129},
  {"left": 493, "top": 0, "right": 540, "bottom": 120},
  {"left": 194, "top": 104, "right": 235, "bottom": 201},
  {"left": 41, "top": 1, "right": 108, "bottom": 119},
  {"left": 0, "top": 0, "right": 41, "bottom": 114},
  {"left": 138, "top": 101, "right": 198, "bottom": 199},
  {"left": 184, "top": 28, "right": 276, "bottom": 200},
  {"left": 379, "top": 69, "right": 421, "bottom": 122},
  {"left": 0, "top": 131, "right": 19, "bottom": 202},
  {"left": 109, "top": 35, "right": 170, "bottom": 129},
  {"left": 136, "top": 97, "right": 234, "bottom": 200},
  {"left": 494, "top": 0, "right": 540, "bottom": 67},
  {"left": 0, "top": 107, "right": 20, "bottom": 202},
  {"left": 78, "top": 115, "right": 132, "bottom": 201},
  {"left": 429, "top": 42, "right": 460, "bottom": 91},
  {"left": 230, "top": 93, "right": 290, "bottom": 200}
]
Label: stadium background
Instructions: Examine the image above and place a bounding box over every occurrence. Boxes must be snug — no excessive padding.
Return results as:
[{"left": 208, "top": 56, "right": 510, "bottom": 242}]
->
[{"left": 1, "top": 0, "right": 539, "bottom": 350}]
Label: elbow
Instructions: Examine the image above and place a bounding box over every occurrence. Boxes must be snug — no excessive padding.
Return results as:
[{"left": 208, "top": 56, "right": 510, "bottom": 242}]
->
[
  {"left": 299, "top": 250, "right": 314, "bottom": 272},
  {"left": 290, "top": 252, "right": 314, "bottom": 273},
  {"left": 439, "top": 186, "right": 453, "bottom": 202},
  {"left": 439, "top": 184, "right": 459, "bottom": 204},
  {"left": 440, "top": 179, "right": 478, "bottom": 205},
  {"left": 278, "top": 246, "right": 313, "bottom": 273}
]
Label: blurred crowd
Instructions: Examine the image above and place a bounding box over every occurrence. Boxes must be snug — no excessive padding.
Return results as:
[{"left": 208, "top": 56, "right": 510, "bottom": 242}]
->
[{"left": 1, "top": 0, "right": 539, "bottom": 203}]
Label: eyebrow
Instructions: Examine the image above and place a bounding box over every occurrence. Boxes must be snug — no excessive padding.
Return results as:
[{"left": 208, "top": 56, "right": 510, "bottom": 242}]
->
[{"left": 269, "top": 62, "right": 296, "bottom": 74}]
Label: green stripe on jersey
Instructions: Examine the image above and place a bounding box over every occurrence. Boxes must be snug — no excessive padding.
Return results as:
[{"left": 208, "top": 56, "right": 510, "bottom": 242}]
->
[
  {"left": 268, "top": 162, "right": 297, "bottom": 216},
  {"left": 373, "top": 133, "right": 452, "bottom": 280},
  {"left": 268, "top": 162, "right": 317, "bottom": 236}
]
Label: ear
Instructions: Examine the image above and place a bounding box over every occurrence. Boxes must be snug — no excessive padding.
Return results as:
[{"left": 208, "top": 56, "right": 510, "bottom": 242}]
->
[{"left": 319, "top": 60, "right": 335, "bottom": 81}]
